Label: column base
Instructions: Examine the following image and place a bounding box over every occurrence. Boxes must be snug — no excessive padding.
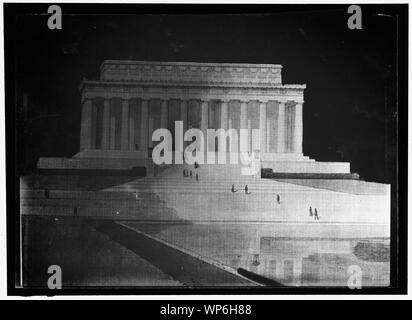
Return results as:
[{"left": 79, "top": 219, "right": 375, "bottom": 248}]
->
[{"left": 261, "top": 152, "right": 351, "bottom": 174}]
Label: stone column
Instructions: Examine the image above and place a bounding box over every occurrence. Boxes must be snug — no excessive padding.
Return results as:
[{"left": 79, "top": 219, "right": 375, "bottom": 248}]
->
[
  {"left": 101, "top": 99, "right": 110, "bottom": 150},
  {"left": 201, "top": 101, "right": 209, "bottom": 151},
  {"left": 180, "top": 100, "right": 188, "bottom": 131},
  {"left": 90, "top": 103, "right": 96, "bottom": 149},
  {"left": 293, "top": 102, "right": 303, "bottom": 154},
  {"left": 259, "top": 102, "right": 266, "bottom": 153},
  {"left": 240, "top": 101, "right": 248, "bottom": 129},
  {"left": 121, "top": 99, "right": 129, "bottom": 150},
  {"left": 160, "top": 99, "right": 170, "bottom": 150},
  {"left": 277, "top": 102, "right": 286, "bottom": 153},
  {"left": 220, "top": 100, "right": 228, "bottom": 130},
  {"left": 180, "top": 100, "right": 188, "bottom": 149},
  {"left": 240, "top": 101, "right": 248, "bottom": 152},
  {"left": 160, "top": 99, "right": 168, "bottom": 129},
  {"left": 220, "top": 100, "right": 229, "bottom": 153},
  {"left": 80, "top": 99, "right": 92, "bottom": 151},
  {"left": 110, "top": 107, "right": 116, "bottom": 150},
  {"left": 129, "top": 101, "right": 135, "bottom": 151},
  {"left": 247, "top": 118, "right": 252, "bottom": 153},
  {"left": 140, "top": 99, "right": 149, "bottom": 152},
  {"left": 201, "top": 100, "right": 209, "bottom": 133}
]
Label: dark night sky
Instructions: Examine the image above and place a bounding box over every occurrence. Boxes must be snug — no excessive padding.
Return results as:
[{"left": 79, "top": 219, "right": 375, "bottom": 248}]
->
[{"left": 8, "top": 4, "right": 402, "bottom": 183}]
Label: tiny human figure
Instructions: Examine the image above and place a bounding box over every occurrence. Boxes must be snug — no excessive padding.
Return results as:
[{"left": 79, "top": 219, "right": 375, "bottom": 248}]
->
[
  {"left": 194, "top": 161, "right": 199, "bottom": 169},
  {"left": 183, "top": 169, "right": 186, "bottom": 177},
  {"left": 196, "top": 173, "right": 199, "bottom": 181},
  {"left": 314, "top": 208, "right": 319, "bottom": 220},
  {"left": 309, "top": 206, "right": 313, "bottom": 217},
  {"left": 190, "top": 170, "right": 193, "bottom": 178},
  {"left": 245, "top": 185, "right": 251, "bottom": 194},
  {"left": 276, "top": 194, "right": 280, "bottom": 204},
  {"left": 231, "top": 184, "right": 238, "bottom": 193}
]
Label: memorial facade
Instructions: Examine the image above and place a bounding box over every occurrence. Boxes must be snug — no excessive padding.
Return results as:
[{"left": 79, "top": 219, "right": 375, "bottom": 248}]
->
[
  {"left": 38, "top": 60, "right": 351, "bottom": 174},
  {"left": 78, "top": 60, "right": 304, "bottom": 155}
]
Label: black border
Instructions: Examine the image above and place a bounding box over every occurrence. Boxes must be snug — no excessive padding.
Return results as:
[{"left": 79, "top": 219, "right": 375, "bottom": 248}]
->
[{"left": 4, "top": 3, "right": 408, "bottom": 296}]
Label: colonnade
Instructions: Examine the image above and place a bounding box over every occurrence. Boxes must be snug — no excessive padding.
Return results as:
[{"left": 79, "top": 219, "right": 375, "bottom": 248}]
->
[{"left": 80, "top": 97, "right": 303, "bottom": 154}]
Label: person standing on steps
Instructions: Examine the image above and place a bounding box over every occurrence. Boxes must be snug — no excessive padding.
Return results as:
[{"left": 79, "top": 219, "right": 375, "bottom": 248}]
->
[
  {"left": 231, "top": 184, "right": 238, "bottom": 193},
  {"left": 196, "top": 173, "right": 199, "bottom": 181},
  {"left": 183, "top": 169, "right": 186, "bottom": 177},
  {"left": 309, "top": 206, "right": 313, "bottom": 217},
  {"left": 314, "top": 208, "right": 319, "bottom": 220},
  {"left": 276, "top": 194, "right": 280, "bottom": 204},
  {"left": 190, "top": 170, "right": 193, "bottom": 178},
  {"left": 245, "top": 185, "right": 251, "bottom": 194}
]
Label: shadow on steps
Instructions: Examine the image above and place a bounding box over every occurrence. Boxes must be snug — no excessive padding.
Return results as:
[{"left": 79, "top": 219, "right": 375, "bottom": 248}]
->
[
  {"left": 89, "top": 220, "right": 266, "bottom": 287},
  {"left": 237, "top": 268, "right": 284, "bottom": 287}
]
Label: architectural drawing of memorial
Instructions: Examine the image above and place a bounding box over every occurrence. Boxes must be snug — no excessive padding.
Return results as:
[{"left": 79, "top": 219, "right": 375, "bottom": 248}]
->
[{"left": 26, "top": 61, "right": 391, "bottom": 286}]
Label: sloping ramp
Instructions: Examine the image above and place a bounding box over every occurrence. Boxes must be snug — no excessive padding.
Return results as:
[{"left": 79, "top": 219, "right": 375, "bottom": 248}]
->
[{"left": 90, "top": 220, "right": 267, "bottom": 286}]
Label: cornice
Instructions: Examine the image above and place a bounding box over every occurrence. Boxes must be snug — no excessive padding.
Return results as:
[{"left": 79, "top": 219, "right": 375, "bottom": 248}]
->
[{"left": 80, "top": 79, "right": 306, "bottom": 91}]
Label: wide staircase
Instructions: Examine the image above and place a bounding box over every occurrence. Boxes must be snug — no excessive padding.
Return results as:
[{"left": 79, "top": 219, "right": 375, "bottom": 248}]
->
[
  {"left": 105, "top": 162, "right": 390, "bottom": 225},
  {"left": 21, "top": 161, "right": 390, "bottom": 228}
]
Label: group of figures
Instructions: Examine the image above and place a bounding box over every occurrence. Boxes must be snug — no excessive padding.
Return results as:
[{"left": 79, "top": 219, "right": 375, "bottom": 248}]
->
[
  {"left": 309, "top": 206, "right": 320, "bottom": 220},
  {"left": 182, "top": 161, "right": 200, "bottom": 181},
  {"left": 231, "top": 184, "right": 252, "bottom": 194}
]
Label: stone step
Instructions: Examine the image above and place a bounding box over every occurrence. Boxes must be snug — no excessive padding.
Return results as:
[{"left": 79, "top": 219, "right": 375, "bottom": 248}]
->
[
  {"left": 107, "top": 185, "right": 320, "bottom": 193},
  {"left": 23, "top": 186, "right": 322, "bottom": 200}
]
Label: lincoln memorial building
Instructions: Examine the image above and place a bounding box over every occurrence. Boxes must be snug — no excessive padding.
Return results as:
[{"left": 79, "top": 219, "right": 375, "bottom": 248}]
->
[{"left": 38, "top": 60, "right": 351, "bottom": 174}]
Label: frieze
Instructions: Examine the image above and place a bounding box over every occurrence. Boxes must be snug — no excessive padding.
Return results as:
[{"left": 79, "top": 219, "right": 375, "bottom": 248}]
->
[
  {"left": 81, "top": 82, "right": 305, "bottom": 104},
  {"left": 99, "top": 60, "right": 283, "bottom": 86}
]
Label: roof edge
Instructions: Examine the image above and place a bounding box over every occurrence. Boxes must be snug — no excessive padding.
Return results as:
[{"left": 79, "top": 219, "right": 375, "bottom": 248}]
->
[{"left": 100, "top": 60, "right": 283, "bottom": 69}]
